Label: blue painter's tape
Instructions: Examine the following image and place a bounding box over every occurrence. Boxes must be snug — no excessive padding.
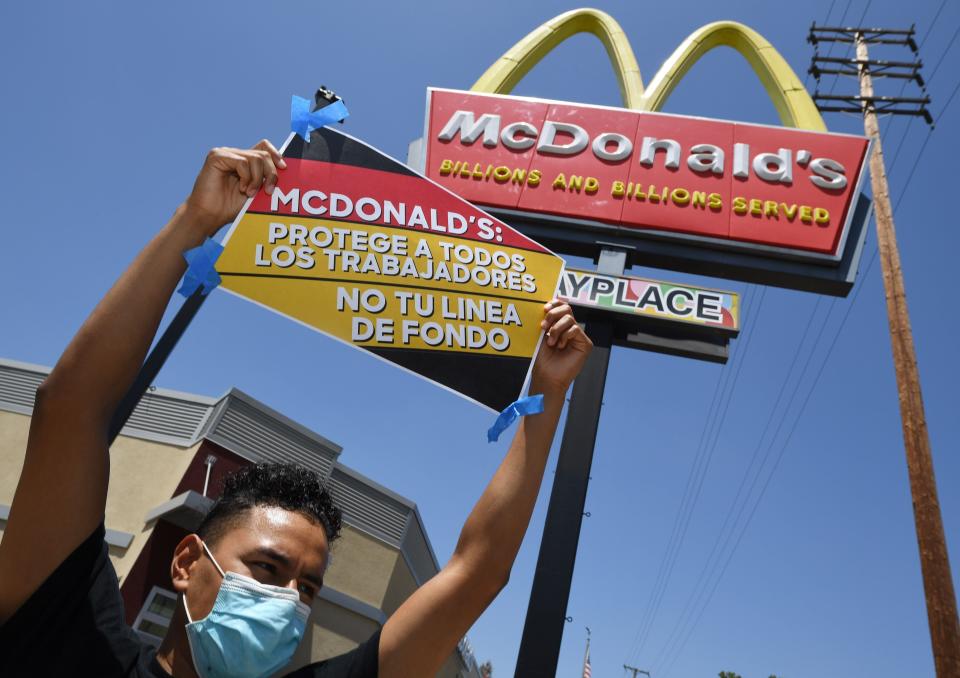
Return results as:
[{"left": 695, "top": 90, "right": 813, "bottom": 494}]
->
[
  {"left": 291, "top": 95, "right": 350, "bottom": 142},
  {"left": 177, "top": 237, "right": 224, "bottom": 297},
  {"left": 487, "top": 394, "right": 545, "bottom": 443}
]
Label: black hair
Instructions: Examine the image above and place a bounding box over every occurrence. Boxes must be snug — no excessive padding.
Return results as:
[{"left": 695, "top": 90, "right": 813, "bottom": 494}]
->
[{"left": 196, "top": 462, "right": 342, "bottom": 546}]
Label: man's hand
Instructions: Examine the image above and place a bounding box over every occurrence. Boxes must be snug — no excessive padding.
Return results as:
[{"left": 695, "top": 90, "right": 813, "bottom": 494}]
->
[
  {"left": 532, "top": 298, "right": 593, "bottom": 395},
  {"left": 182, "top": 139, "right": 286, "bottom": 235}
]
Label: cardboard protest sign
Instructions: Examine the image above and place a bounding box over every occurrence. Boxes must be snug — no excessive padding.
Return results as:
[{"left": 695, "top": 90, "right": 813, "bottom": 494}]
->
[{"left": 216, "top": 127, "right": 565, "bottom": 413}]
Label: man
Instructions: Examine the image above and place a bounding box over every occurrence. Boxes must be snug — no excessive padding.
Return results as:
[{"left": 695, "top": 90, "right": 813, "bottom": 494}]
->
[{"left": 0, "top": 139, "right": 592, "bottom": 677}]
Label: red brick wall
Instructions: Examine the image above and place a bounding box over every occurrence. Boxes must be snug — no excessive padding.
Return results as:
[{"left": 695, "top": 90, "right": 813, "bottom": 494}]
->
[{"left": 120, "top": 440, "right": 249, "bottom": 624}]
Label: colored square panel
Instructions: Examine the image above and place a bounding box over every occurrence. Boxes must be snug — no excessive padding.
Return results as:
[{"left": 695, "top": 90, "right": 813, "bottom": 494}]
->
[
  {"left": 515, "top": 103, "right": 641, "bottom": 224},
  {"left": 425, "top": 89, "right": 549, "bottom": 210},
  {"left": 620, "top": 113, "right": 733, "bottom": 239},
  {"left": 727, "top": 124, "right": 868, "bottom": 255}
]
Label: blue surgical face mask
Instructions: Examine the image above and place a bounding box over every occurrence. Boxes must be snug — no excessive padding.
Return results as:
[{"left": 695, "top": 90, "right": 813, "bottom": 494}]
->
[{"left": 183, "top": 541, "right": 312, "bottom": 678}]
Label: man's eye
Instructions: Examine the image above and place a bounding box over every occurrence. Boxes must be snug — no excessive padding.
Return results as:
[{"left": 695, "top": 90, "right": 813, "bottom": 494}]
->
[
  {"left": 255, "top": 561, "right": 277, "bottom": 574},
  {"left": 299, "top": 583, "right": 317, "bottom": 598}
]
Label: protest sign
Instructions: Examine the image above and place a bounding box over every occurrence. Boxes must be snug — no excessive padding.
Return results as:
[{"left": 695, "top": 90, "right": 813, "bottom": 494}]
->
[{"left": 216, "top": 127, "right": 565, "bottom": 412}]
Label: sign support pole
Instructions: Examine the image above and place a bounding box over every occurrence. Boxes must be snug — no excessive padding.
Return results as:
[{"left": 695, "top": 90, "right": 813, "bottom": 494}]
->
[{"left": 513, "top": 248, "right": 625, "bottom": 678}]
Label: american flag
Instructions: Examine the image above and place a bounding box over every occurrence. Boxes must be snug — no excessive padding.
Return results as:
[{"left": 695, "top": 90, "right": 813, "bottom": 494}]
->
[{"left": 582, "top": 648, "right": 591, "bottom": 678}]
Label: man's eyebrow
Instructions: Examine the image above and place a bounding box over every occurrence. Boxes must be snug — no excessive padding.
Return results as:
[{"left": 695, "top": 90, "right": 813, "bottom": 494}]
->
[
  {"left": 252, "top": 546, "right": 293, "bottom": 567},
  {"left": 252, "top": 546, "right": 324, "bottom": 587}
]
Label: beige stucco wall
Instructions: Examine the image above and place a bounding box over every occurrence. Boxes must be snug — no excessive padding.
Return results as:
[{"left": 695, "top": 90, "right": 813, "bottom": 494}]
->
[
  {"left": 106, "top": 436, "right": 199, "bottom": 580},
  {"left": 324, "top": 524, "right": 401, "bottom": 608},
  {"left": 0, "top": 409, "right": 198, "bottom": 581},
  {"left": 0, "top": 411, "right": 31, "bottom": 503}
]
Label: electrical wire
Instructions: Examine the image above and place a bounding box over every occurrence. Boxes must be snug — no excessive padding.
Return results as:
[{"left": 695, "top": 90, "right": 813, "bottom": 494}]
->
[
  {"left": 648, "top": 294, "right": 826, "bottom": 673},
  {"left": 625, "top": 288, "right": 765, "bottom": 665},
  {"left": 652, "top": 61, "right": 960, "bottom": 678}
]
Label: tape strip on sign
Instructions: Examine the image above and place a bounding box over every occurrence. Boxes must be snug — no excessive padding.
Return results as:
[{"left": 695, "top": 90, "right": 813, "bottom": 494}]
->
[
  {"left": 487, "top": 394, "right": 545, "bottom": 442},
  {"left": 291, "top": 95, "right": 350, "bottom": 142},
  {"left": 215, "top": 122, "right": 565, "bottom": 414},
  {"left": 178, "top": 238, "right": 224, "bottom": 297}
]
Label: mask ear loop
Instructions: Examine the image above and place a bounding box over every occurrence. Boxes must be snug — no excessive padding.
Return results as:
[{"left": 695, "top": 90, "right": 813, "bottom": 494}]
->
[
  {"left": 200, "top": 541, "right": 227, "bottom": 578},
  {"left": 183, "top": 540, "right": 227, "bottom": 624}
]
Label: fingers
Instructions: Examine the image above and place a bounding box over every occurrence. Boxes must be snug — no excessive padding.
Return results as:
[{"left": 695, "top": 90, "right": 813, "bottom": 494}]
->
[
  {"left": 545, "top": 313, "right": 575, "bottom": 347},
  {"left": 254, "top": 138, "right": 287, "bottom": 169},
  {"left": 540, "top": 298, "right": 592, "bottom": 350},
  {"left": 206, "top": 142, "right": 286, "bottom": 197},
  {"left": 540, "top": 299, "right": 573, "bottom": 333},
  {"left": 558, "top": 322, "right": 591, "bottom": 350},
  {"left": 219, "top": 150, "right": 252, "bottom": 194}
]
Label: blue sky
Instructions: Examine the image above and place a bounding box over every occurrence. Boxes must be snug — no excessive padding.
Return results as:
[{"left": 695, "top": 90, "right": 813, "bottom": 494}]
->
[{"left": 1, "top": 1, "right": 958, "bottom": 677}]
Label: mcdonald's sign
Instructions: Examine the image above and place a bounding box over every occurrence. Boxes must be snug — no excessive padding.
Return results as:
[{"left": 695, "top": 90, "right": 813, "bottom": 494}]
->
[{"left": 409, "top": 10, "right": 873, "bottom": 296}]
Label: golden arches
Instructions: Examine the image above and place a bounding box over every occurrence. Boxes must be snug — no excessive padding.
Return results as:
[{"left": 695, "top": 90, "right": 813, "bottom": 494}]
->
[
  {"left": 470, "top": 8, "right": 646, "bottom": 110},
  {"left": 641, "top": 21, "right": 826, "bottom": 131},
  {"left": 469, "top": 9, "right": 826, "bottom": 132}
]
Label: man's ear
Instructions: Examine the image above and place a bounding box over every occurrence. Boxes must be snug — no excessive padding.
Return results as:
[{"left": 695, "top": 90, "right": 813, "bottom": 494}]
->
[{"left": 170, "top": 534, "right": 204, "bottom": 594}]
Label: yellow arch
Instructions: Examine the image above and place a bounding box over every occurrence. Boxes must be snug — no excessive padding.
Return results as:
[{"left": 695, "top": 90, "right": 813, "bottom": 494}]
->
[
  {"left": 470, "top": 8, "right": 645, "bottom": 110},
  {"left": 641, "top": 21, "right": 826, "bottom": 131},
  {"left": 469, "top": 10, "right": 826, "bottom": 131}
]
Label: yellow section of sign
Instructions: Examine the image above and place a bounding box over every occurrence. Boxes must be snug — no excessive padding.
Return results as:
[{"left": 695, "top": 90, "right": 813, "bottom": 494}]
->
[
  {"left": 217, "top": 213, "right": 562, "bottom": 358},
  {"left": 219, "top": 276, "right": 546, "bottom": 358},
  {"left": 218, "top": 214, "right": 561, "bottom": 302}
]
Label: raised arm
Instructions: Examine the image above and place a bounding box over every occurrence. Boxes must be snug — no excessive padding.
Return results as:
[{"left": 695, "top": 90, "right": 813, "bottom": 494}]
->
[
  {"left": 0, "top": 141, "right": 285, "bottom": 623},
  {"left": 379, "top": 301, "right": 591, "bottom": 678}
]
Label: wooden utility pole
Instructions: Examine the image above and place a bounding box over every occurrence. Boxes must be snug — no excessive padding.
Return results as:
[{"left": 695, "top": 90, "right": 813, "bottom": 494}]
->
[
  {"left": 809, "top": 25, "right": 959, "bottom": 677},
  {"left": 623, "top": 664, "right": 651, "bottom": 678}
]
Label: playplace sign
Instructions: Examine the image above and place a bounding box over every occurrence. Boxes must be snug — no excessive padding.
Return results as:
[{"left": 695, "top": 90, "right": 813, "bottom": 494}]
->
[
  {"left": 558, "top": 268, "right": 738, "bottom": 335},
  {"left": 418, "top": 89, "right": 873, "bottom": 295}
]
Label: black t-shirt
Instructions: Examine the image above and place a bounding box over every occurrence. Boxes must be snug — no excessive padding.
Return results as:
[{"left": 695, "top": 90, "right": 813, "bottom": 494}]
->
[{"left": 0, "top": 523, "right": 379, "bottom": 677}]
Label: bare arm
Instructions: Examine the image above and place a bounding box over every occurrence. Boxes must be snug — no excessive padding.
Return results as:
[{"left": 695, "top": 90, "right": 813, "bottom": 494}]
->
[
  {"left": 379, "top": 301, "right": 591, "bottom": 678},
  {"left": 0, "top": 141, "right": 285, "bottom": 623}
]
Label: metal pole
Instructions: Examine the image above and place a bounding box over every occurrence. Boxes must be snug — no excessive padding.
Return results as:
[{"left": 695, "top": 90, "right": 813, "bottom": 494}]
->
[
  {"left": 514, "top": 249, "right": 625, "bottom": 678},
  {"left": 108, "top": 287, "right": 208, "bottom": 444},
  {"left": 856, "top": 33, "right": 960, "bottom": 678}
]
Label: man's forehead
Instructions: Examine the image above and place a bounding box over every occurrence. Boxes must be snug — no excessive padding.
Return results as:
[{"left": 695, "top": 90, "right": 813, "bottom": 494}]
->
[{"left": 223, "top": 506, "right": 329, "bottom": 557}]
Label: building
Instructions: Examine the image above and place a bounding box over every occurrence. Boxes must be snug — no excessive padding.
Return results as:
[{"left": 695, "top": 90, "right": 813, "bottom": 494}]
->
[{"left": 0, "top": 358, "right": 481, "bottom": 677}]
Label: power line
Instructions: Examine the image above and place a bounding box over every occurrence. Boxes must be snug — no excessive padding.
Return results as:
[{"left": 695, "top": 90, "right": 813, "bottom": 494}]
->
[
  {"left": 654, "top": 40, "right": 960, "bottom": 677},
  {"left": 892, "top": 72, "right": 960, "bottom": 214},
  {"left": 626, "top": 287, "right": 765, "bottom": 665},
  {"left": 824, "top": 0, "right": 854, "bottom": 96},
  {"left": 655, "top": 295, "right": 840, "bottom": 677},
  {"left": 625, "top": 285, "right": 756, "bottom": 661},
  {"left": 806, "top": 0, "right": 839, "bottom": 88},
  {"left": 883, "top": 9, "right": 956, "bottom": 158},
  {"left": 648, "top": 294, "right": 826, "bottom": 672}
]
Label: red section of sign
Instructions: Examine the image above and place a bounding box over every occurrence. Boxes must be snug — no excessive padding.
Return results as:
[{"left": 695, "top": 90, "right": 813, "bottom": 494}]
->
[
  {"left": 726, "top": 123, "right": 868, "bottom": 253},
  {"left": 248, "top": 158, "right": 550, "bottom": 253},
  {"left": 621, "top": 113, "right": 732, "bottom": 238},
  {"left": 424, "top": 89, "right": 870, "bottom": 258},
  {"left": 516, "top": 103, "right": 640, "bottom": 224},
  {"left": 427, "top": 90, "right": 548, "bottom": 209}
]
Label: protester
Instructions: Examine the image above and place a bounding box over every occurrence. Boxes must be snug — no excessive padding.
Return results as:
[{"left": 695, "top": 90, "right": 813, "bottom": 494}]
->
[{"left": 0, "top": 139, "right": 592, "bottom": 677}]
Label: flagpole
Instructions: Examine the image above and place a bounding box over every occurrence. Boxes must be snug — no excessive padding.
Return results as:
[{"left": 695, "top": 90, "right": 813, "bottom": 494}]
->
[{"left": 582, "top": 627, "right": 591, "bottom": 678}]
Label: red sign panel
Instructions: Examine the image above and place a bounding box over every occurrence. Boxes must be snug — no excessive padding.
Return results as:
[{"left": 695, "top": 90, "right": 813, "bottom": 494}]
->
[{"left": 422, "top": 89, "right": 870, "bottom": 261}]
